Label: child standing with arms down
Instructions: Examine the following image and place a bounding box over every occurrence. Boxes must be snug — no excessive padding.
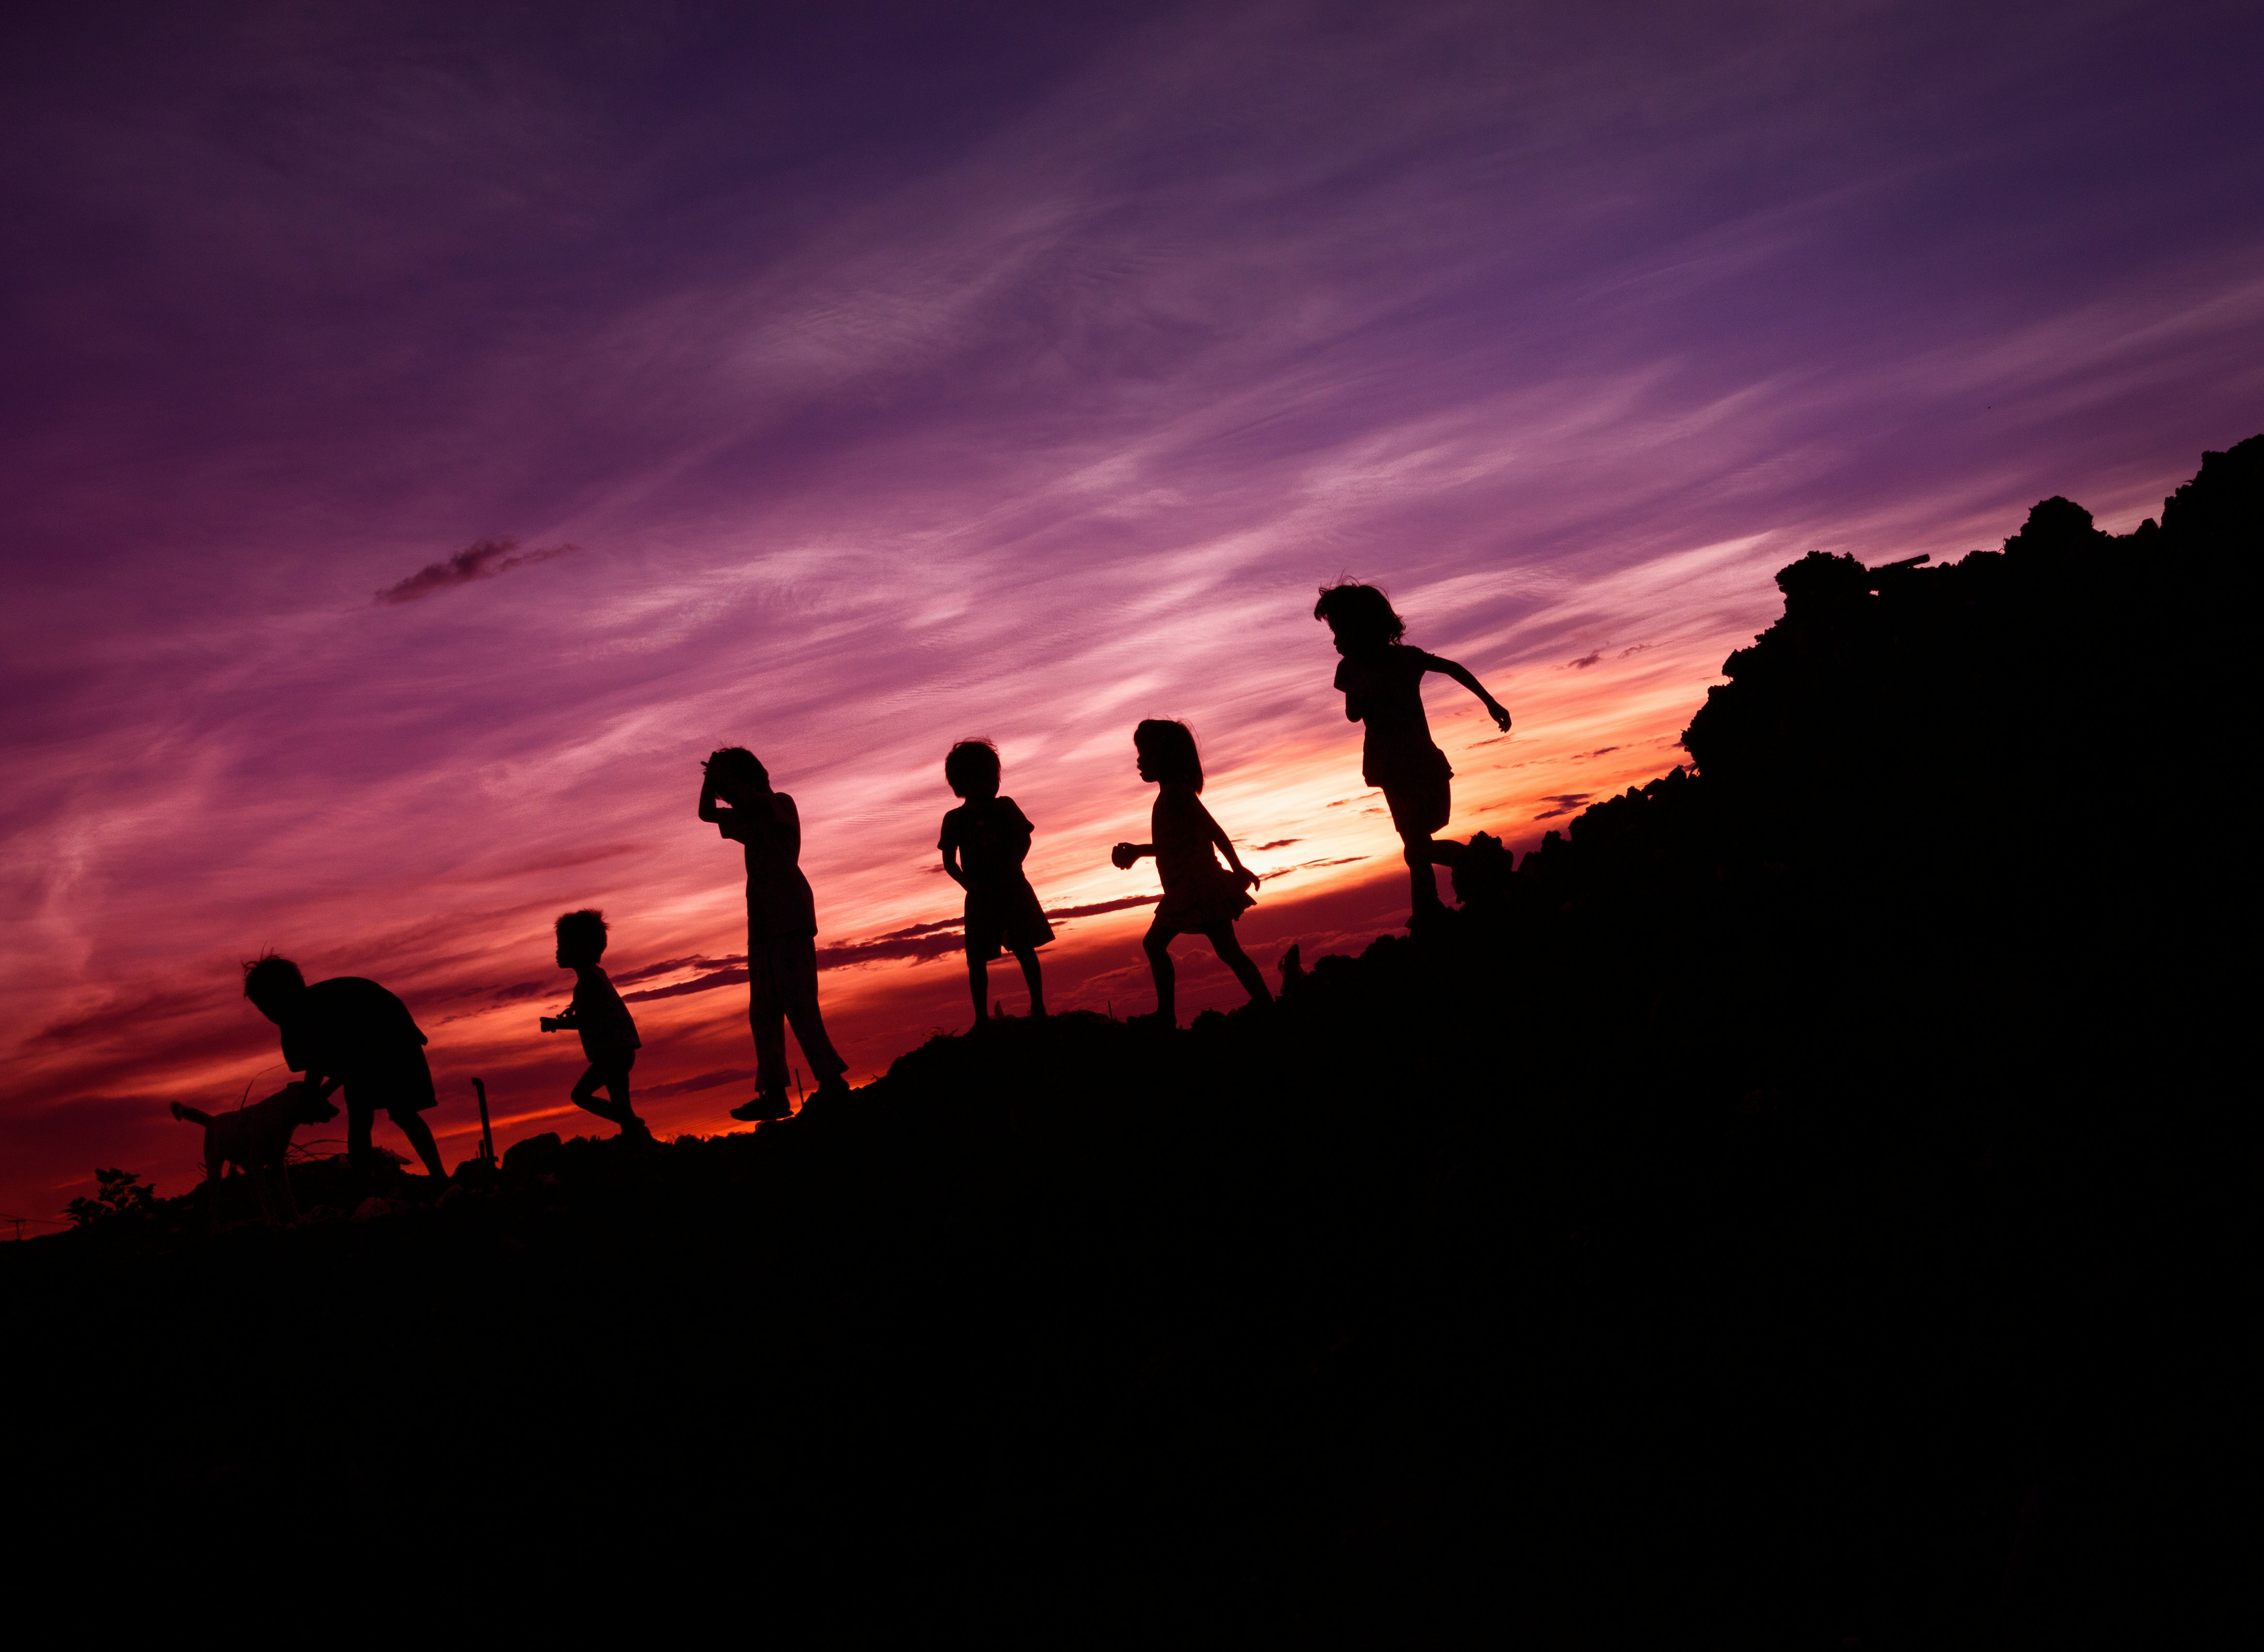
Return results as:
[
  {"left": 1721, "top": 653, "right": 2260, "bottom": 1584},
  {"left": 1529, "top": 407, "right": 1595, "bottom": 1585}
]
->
[
  {"left": 1111, "top": 718, "right": 1272, "bottom": 1026},
  {"left": 542, "top": 908, "right": 653, "bottom": 1144},
  {"left": 699, "top": 746, "right": 851, "bottom": 1123},
  {"left": 939, "top": 739, "right": 1051, "bottom": 1026},
  {"left": 1313, "top": 582, "right": 1513, "bottom": 923}
]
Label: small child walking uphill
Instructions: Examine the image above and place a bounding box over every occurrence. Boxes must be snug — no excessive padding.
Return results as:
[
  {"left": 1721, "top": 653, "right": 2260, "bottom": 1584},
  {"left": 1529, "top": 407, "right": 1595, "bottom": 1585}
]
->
[
  {"left": 1314, "top": 581, "right": 1513, "bottom": 923},
  {"left": 541, "top": 908, "right": 653, "bottom": 1144},
  {"left": 939, "top": 739, "right": 1051, "bottom": 1027},
  {"left": 1111, "top": 718, "right": 1272, "bottom": 1025}
]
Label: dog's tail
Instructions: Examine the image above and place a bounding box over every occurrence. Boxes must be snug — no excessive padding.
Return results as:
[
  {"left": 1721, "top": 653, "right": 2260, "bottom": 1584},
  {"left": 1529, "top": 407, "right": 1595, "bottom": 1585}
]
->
[{"left": 170, "top": 1100, "right": 217, "bottom": 1128}]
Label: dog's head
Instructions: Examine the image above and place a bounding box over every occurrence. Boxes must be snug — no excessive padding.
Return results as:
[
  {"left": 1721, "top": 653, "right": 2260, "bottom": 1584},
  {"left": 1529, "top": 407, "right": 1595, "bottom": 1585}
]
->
[{"left": 281, "top": 1081, "right": 339, "bottom": 1125}]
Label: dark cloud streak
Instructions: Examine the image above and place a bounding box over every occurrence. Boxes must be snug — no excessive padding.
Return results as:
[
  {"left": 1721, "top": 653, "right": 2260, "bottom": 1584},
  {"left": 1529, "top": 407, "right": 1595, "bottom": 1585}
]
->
[{"left": 373, "top": 538, "right": 576, "bottom": 606}]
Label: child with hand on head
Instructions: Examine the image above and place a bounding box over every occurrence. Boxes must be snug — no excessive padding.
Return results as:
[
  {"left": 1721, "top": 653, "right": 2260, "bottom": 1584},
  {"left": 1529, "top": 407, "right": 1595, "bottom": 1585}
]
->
[
  {"left": 1313, "top": 581, "right": 1512, "bottom": 923},
  {"left": 1111, "top": 718, "right": 1272, "bottom": 1026},
  {"left": 699, "top": 745, "right": 851, "bottom": 1123},
  {"left": 543, "top": 908, "right": 652, "bottom": 1144},
  {"left": 939, "top": 739, "right": 1051, "bottom": 1027}
]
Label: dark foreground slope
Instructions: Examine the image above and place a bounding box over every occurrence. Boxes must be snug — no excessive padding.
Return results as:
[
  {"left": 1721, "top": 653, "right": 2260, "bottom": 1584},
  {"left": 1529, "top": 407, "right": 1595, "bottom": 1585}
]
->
[{"left": 13, "top": 441, "right": 2255, "bottom": 1641}]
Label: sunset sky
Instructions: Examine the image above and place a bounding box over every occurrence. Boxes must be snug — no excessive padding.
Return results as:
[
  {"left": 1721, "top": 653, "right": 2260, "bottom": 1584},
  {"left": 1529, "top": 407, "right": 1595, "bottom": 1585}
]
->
[{"left": 5, "top": 0, "right": 2260, "bottom": 1224}]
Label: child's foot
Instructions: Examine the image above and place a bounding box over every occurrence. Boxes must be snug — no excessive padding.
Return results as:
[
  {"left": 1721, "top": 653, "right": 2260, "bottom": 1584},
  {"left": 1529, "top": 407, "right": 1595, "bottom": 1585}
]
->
[
  {"left": 797, "top": 1076, "right": 852, "bottom": 1116},
  {"left": 729, "top": 1092, "right": 791, "bottom": 1123}
]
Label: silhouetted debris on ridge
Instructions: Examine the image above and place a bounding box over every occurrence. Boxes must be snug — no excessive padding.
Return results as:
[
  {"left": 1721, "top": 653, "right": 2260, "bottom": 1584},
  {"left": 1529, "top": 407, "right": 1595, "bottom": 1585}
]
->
[{"left": 13, "top": 438, "right": 2253, "bottom": 1639}]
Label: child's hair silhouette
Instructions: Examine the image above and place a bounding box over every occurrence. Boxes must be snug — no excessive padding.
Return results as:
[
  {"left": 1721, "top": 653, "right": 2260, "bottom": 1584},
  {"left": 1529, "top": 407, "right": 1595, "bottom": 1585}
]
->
[
  {"left": 1313, "top": 582, "right": 1406, "bottom": 647},
  {"left": 1133, "top": 718, "right": 1203, "bottom": 790},
  {"left": 555, "top": 908, "right": 608, "bottom": 954},
  {"left": 945, "top": 738, "right": 1002, "bottom": 797},
  {"left": 709, "top": 746, "right": 766, "bottom": 786},
  {"left": 241, "top": 952, "right": 305, "bottom": 1002}
]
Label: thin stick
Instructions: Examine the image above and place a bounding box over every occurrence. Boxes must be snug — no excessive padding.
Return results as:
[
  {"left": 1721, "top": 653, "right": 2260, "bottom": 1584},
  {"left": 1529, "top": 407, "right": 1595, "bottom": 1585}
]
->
[{"left": 472, "top": 1077, "right": 495, "bottom": 1164}]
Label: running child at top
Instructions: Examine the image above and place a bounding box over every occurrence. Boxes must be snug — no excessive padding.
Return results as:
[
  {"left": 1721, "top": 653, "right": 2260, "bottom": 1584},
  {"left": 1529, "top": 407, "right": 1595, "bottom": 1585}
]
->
[
  {"left": 1313, "top": 581, "right": 1512, "bottom": 924},
  {"left": 938, "top": 738, "right": 1051, "bottom": 1027},
  {"left": 1111, "top": 718, "right": 1272, "bottom": 1026}
]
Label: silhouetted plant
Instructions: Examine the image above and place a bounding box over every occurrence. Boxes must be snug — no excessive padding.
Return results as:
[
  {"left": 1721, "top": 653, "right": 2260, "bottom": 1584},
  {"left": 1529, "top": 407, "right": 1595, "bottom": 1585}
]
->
[{"left": 64, "top": 1167, "right": 157, "bottom": 1226}]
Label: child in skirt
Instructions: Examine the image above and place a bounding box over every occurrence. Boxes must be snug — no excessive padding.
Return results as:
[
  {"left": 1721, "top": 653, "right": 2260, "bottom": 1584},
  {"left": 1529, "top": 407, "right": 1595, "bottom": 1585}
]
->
[
  {"left": 1111, "top": 718, "right": 1272, "bottom": 1025},
  {"left": 939, "top": 738, "right": 1051, "bottom": 1026}
]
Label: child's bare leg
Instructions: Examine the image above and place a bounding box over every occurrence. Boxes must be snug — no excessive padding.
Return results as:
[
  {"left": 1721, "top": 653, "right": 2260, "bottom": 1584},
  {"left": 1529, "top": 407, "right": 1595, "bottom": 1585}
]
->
[
  {"left": 1402, "top": 833, "right": 1447, "bottom": 910},
  {"left": 968, "top": 955, "right": 989, "bottom": 1023},
  {"left": 605, "top": 1071, "right": 651, "bottom": 1138},
  {"left": 572, "top": 1064, "right": 627, "bottom": 1126},
  {"left": 1013, "top": 945, "right": 1047, "bottom": 1016},
  {"left": 392, "top": 1108, "right": 447, "bottom": 1179},
  {"left": 1205, "top": 925, "right": 1274, "bottom": 1005},
  {"left": 1143, "top": 926, "right": 1177, "bottom": 1024}
]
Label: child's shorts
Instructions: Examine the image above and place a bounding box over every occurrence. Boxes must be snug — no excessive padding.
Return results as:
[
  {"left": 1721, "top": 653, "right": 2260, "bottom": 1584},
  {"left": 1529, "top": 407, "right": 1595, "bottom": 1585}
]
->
[
  {"left": 1379, "top": 751, "right": 1453, "bottom": 839},
  {"left": 341, "top": 1048, "right": 438, "bottom": 1117},
  {"left": 965, "top": 879, "right": 1054, "bottom": 961}
]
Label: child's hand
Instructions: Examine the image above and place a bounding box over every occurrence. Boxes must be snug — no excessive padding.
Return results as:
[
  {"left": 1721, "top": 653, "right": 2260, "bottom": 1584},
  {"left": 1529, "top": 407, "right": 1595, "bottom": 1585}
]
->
[
  {"left": 1489, "top": 703, "right": 1512, "bottom": 732},
  {"left": 1111, "top": 842, "right": 1138, "bottom": 869},
  {"left": 1237, "top": 867, "right": 1261, "bottom": 891}
]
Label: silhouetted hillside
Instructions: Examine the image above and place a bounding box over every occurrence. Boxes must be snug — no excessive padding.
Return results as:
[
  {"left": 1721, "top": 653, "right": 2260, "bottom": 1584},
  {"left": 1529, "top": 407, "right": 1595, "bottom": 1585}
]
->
[{"left": 15, "top": 441, "right": 2253, "bottom": 1639}]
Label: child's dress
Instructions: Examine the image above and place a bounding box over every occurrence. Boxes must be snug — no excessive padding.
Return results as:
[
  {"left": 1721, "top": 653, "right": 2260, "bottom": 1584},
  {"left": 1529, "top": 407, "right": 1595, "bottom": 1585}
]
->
[
  {"left": 1150, "top": 786, "right": 1255, "bottom": 934},
  {"left": 939, "top": 795, "right": 1054, "bottom": 961}
]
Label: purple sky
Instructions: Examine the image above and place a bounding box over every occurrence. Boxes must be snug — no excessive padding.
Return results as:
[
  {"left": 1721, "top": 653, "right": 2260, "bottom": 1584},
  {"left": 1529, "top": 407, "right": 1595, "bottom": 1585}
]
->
[{"left": 4, "top": 0, "right": 2260, "bottom": 1223}]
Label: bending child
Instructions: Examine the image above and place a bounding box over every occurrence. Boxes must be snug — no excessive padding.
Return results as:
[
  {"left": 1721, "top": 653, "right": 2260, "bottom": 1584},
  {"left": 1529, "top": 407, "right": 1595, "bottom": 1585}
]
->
[
  {"left": 542, "top": 908, "right": 652, "bottom": 1144},
  {"left": 1313, "top": 581, "right": 1512, "bottom": 923},
  {"left": 241, "top": 953, "right": 447, "bottom": 1186},
  {"left": 939, "top": 739, "right": 1051, "bottom": 1027},
  {"left": 699, "top": 746, "right": 851, "bottom": 1123},
  {"left": 1111, "top": 718, "right": 1271, "bottom": 1025}
]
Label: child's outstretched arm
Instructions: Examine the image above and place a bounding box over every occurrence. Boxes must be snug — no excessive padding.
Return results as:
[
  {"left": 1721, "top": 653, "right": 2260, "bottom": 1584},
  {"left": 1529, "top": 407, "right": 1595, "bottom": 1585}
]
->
[
  {"left": 1426, "top": 655, "right": 1513, "bottom": 731},
  {"left": 1111, "top": 841, "right": 1153, "bottom": 868}
]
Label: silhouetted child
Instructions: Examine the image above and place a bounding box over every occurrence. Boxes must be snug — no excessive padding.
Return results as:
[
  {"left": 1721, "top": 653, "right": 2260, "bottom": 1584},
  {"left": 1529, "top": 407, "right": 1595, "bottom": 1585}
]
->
[
  {"left": 542, "top": 908, "right": 652, "bottom": 1143},
  {"left": 940, "top": 739, "right": 1052, "bottom": 1026},
  {"left": 1111, "top": 718, "right": 1272, "bottom": 1025},
  {"left": 699, "top": 746, "right": 851, "bottom": 1122},
  {"left": 241, "top": 953, "right": 448, "bottom": 1184},
  {"left": 1314, "top": 581, "right": 1512, "bottom": 922}
]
